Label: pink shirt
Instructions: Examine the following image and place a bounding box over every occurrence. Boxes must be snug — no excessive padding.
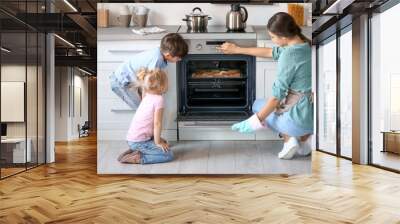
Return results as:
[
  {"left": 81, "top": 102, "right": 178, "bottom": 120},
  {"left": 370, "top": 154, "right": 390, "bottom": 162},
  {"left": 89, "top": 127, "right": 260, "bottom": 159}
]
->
[{"left": 126, "top": 93, "right": 164, "bottom": 142}]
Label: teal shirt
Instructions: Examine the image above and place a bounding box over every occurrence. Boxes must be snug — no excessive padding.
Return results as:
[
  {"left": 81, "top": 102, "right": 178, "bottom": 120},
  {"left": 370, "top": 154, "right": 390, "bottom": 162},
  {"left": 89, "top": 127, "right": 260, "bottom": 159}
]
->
[{"left": 271, "top": 43, "right": 313, "bottom": 130}]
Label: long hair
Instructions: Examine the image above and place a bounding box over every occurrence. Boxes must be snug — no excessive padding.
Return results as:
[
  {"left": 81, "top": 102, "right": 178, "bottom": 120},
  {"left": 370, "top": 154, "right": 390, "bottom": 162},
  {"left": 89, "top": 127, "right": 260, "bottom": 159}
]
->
[{"left": 267, "top": 12, "right": 311, "bottom": 46}]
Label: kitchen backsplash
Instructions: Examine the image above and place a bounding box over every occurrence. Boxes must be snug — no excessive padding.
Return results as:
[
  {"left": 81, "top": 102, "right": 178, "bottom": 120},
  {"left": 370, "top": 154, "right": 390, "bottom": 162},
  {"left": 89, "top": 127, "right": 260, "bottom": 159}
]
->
[{"left": 98, "top": 3, "right": 312, "bottom": 27}]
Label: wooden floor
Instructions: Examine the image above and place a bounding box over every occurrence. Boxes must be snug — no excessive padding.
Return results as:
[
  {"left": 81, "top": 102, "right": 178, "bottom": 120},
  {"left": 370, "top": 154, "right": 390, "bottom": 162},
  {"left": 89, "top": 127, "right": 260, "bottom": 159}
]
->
[
  {"left": 372, "top": 150, "right": 400, "bottom": 171},
  {"left": 98, "top": 140, "right": 311, "bottom": 174},
  {"left": 1, "top": 135, "right": 400, "bottom": 223}
]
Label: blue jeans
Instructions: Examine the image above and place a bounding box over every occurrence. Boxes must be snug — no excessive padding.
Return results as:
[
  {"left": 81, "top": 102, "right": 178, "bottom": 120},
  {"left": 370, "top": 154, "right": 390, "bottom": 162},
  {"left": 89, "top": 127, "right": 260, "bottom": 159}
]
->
[
  {"left": 127, "top": 140, "right": 174, "bottom": 164},
  {"left": 110, "top": 75, "right": 140, "bottom": 110},
  {"left": 253, "top": 98, "right": 313, "bottom": 137}
]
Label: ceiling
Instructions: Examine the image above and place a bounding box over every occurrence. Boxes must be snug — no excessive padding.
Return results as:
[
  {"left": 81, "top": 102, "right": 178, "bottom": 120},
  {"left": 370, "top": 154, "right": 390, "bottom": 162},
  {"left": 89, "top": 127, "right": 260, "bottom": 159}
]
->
[{"left": 1, "top": 0, "right": 97, "bottom": 74}]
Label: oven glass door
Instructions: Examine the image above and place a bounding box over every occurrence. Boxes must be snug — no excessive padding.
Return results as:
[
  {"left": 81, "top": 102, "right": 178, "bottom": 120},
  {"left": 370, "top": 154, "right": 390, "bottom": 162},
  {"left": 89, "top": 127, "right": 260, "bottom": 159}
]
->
[
  {"left": 178, "top": 54, "right": 255, "bottom": 120},
  {"left": 187, "top": 59, "right": 247, "bottom": 107}
]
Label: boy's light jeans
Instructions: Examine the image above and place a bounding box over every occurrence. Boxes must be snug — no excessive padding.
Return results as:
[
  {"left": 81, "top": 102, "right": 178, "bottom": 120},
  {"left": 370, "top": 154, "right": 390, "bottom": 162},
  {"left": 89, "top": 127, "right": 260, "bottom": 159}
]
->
[
  {"left": 128, "top": 139, "right": 174, "bottom": 164},
  {"left": 110, "top": 76, "right": 140, "bottom": 110}
]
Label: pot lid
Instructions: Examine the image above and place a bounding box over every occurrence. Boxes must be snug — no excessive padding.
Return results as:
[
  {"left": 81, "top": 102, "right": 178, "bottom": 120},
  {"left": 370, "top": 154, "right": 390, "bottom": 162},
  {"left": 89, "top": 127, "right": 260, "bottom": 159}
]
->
[{"left": 187, "top": 7, "right": 208, "bottom": 17}]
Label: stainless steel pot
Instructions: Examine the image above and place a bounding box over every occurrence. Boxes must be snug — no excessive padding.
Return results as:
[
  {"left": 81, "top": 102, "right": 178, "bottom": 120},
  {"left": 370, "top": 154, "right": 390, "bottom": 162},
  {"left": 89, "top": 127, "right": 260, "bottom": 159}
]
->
[{"left": 182, "top": 7, "right": 212, "bottom": 32}]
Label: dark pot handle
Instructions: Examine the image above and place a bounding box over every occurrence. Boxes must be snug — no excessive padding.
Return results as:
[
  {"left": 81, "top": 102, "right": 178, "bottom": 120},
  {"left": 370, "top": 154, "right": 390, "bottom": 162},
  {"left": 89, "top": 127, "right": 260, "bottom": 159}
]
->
[
  {"left": 208, "top": 16, "right": 212, "bottom": 20},
  {"left": 182, "top": 18, "right": 192, "bottom": 21},
  {"left": 192, "top": 7, "right": 202, "bottom": 12}
]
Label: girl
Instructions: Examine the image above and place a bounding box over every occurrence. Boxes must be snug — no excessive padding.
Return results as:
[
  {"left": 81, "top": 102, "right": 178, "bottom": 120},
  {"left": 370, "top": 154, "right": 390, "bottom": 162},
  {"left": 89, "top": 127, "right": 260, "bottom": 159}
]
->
[
  {"left": 218, "top": 12, "right": 313, "bottom": 160},
  {"left": 118, "top": 69, "right": 173, "bottom": 164}
]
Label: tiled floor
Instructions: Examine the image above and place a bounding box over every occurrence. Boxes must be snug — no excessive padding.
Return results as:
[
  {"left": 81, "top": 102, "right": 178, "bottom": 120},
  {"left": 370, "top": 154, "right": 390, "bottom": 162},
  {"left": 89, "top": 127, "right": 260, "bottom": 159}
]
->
[{"left": 98, "top": 140, "right": 311, "bottom": 174}]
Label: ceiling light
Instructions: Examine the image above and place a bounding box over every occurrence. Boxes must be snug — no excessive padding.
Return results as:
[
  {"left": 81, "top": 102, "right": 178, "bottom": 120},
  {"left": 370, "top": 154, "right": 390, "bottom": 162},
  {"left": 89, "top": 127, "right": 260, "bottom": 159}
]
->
[
  {"left": 1, "top": 47, "right": 11, "bottom": 53},
  {"left": 63, "top": 0, "right": 78, "bottom": 12},
  {"left": 54, "top": 34, "right": 75, "bottom": 48},
  {"left": 78, "top": 67, "right": 93, "bottom": 76}
]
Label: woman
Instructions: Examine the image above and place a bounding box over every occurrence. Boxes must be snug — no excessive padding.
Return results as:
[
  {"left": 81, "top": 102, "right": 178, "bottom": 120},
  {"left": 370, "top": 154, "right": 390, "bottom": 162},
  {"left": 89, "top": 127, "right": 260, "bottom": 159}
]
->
[{"left": 218, "top": 12, "right": 313, "bottom": 160}]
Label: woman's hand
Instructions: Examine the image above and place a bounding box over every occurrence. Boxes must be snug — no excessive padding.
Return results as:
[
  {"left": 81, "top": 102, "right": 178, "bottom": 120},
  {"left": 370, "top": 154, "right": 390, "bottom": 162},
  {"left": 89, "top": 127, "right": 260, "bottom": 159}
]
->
[
  {"left": 217, "top": 42, "right": 240, "bottom": 54},
  {"left": 231, "top": 114, "right": 265, "bottom": 133}
]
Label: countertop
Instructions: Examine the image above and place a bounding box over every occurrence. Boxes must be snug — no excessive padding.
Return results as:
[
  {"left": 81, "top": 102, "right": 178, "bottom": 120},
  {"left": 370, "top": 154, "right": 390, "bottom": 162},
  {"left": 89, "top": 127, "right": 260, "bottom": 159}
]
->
[
  {"left": 97, "top": 25, "right": 180, "bottom": 41},
  {"left": 98, "top": 25, "right": 312, "bottom": 41}
]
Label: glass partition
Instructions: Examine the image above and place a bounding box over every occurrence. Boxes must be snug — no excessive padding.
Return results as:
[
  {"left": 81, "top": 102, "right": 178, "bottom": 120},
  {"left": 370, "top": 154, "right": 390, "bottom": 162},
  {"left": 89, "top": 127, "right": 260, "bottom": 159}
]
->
[
  {"left": 0, "top": 1, "right": 46, "bottom": 179},
  {"left": 339, "top": 28, "right": 352, "bottom": 158},
  {"left": 1, "top": 19, "right": 28, "bottom": 178},
  {"left": 317, "top": 36, "right": 337, "bottom": 155},
  {"left": 370, "top": 3, "right": 400, "bottom": 171}
]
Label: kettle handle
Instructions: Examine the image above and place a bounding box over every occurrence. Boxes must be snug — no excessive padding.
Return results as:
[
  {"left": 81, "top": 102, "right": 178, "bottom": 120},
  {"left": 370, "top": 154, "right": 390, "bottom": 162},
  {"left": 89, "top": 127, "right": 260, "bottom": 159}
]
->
[{"left": 240, "top": 6, "right": 248, "bottom": 23}]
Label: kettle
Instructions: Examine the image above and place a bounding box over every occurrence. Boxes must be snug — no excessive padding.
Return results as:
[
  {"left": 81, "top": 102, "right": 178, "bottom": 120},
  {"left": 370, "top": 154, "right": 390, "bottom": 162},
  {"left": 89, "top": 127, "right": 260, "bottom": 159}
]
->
[{"left": 226, "top": 3, "right": 248, "bottom": 31}]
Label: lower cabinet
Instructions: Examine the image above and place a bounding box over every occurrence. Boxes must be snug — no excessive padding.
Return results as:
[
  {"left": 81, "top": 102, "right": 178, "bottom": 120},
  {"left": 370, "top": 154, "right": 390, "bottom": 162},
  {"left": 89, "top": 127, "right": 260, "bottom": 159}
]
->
[
  {"left": 97, "top": 40, "right": 177, "bottom": 141},
  {"left": 255, "top": 41, "right": 279, "bottom": 140}
]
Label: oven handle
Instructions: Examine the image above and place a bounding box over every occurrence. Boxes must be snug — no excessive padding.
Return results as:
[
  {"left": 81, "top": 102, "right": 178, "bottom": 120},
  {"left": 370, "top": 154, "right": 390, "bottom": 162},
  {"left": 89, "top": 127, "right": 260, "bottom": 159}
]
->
[
  {"left": 206, "top": 41, "right": 226, "bottom": 45},
  {"left": 194, "top": 88, "right": 239, "bottom": 92},
  {"left": 179, "top": 121, "right": 237, "bottom": 128}
]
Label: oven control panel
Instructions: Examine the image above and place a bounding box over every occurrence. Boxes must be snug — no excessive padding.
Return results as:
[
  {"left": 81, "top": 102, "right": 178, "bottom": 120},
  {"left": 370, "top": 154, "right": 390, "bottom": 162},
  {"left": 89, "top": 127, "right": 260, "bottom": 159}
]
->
[{"left": 186, "top": 39, "right": 256, "bottom": 54}]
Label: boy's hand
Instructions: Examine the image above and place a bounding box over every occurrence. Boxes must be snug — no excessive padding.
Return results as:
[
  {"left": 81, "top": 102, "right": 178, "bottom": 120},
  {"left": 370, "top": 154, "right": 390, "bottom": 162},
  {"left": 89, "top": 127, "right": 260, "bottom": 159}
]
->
[{"left": 156, "top": 141, "right": 170, "bottom": 152}]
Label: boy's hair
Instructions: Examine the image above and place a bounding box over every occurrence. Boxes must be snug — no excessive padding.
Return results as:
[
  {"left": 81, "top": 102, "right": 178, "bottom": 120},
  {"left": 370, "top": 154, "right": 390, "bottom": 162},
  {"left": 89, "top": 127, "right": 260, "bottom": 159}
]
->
[
  {"left": 160, "top": 33, "right": 188, "bottom": 58},
  {"left": 135, "top": 68, "right": 168, "bottom": 93}
]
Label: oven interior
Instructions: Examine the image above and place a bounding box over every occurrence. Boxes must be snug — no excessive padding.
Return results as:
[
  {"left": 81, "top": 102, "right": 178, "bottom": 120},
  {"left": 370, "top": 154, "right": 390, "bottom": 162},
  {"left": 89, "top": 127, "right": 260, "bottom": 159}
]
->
[
  {"left": 178, "top": 54, "right": 255, "bottom": 120},
  {"left": 187, "top": 60, "right": 247, "bottom": 107}
]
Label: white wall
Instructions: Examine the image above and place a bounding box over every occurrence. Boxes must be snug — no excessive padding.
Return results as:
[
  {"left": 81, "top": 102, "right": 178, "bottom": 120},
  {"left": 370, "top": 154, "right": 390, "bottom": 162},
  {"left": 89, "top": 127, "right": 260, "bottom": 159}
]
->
[
  {"left": 100, "top": 3, "right": 312, "bottom": 26},
  {"left": 1, "top": 65, "right": 33, "bottom": 138},
  {"left": 54, "top": 67, "right": 89, "bottom": 141}
]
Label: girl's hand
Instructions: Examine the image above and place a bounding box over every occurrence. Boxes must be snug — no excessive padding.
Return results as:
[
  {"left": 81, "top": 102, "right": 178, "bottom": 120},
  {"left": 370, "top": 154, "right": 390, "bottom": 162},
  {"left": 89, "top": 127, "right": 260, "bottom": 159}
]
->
[
  {"left": 156, "top": 141, "right": 170, "bottom": 152},
  {"left": 217, "top": 42, "right": 240, "bottom": 54}
]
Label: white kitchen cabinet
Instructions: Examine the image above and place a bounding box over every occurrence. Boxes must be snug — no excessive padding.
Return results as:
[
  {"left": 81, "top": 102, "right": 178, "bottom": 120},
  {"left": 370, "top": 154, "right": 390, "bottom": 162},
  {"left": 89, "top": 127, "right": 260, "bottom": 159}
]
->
[
  {"left": 97, "top": 40, "right": 177, "bottom": 141},
  {"left": 255, "top": 40, "right": 280, "bottom": 140},
  {"left": 256, "top": 61, "right": 277, "bottom": 99},
  {"left": 97, "top": 40, "right": 161, "bottom": 63}
]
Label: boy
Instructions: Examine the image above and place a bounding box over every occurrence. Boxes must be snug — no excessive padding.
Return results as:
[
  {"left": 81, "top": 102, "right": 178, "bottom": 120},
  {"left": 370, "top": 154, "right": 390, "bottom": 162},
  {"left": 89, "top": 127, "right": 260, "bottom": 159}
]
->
[{"left": 109, "top": 33, "right": 188, "bottom": 109}]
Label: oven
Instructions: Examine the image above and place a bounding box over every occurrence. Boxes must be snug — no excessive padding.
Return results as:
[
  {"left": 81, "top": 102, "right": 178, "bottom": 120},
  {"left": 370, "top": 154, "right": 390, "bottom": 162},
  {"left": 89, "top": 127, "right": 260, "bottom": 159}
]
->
[
  {"left": 176, "top": 26, "right": 257, "bottom": 140},
  {"left": 177, "top": 53, "right": 255, "bottom": 121}
]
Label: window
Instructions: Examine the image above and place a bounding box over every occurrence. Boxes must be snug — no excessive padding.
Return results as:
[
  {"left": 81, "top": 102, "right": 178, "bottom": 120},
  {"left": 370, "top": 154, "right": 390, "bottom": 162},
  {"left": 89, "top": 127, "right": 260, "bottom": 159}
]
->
[
  {"left": 339, "top": 28, "right": 352, "bottom": 158},
  {"left": 370, "top": 2, "right": 400, "bottom": 171},
  {"left": 317, "top": 36, "right": 337, "bottom": 155}
]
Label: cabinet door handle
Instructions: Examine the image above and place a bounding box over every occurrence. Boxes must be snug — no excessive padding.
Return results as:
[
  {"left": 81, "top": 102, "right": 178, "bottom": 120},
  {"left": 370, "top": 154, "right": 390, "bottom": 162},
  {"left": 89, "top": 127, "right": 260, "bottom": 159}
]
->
[
  {"left": 111, "top": 109, "right": 134, "bottom": 112},
  {"left": 108, "top": 50, "right": 142, "bottom": 53}
]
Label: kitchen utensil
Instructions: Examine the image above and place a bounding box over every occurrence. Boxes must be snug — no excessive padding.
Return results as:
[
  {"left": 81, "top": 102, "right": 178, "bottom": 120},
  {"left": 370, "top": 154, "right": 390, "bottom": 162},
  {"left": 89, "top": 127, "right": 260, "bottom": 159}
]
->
[
  {"left": 115, "top": 5, "right": 131, "bottom": 27},
  {"left": 182, "top": 7, "right": 212, "bottom": 32},
  {"left": 287, "top": 3, "right": 304, "bottom": 26},
  {"left": 226, "top": 3, "right": 248, "bottom": 31},
  {"left": 119, "top": 5, "right": 130, "bottom": 15},
  {"left": 134, "top": 6, "right": 149, "bottom": 15},
  {"left": 117, "top": 15, "right": 132, "bottom": 27},
  {"left": 131, "top": 5, "right": 149, "bottom": 27},
  {"left": 97, "top": 7, "right": 109, "bottom": 28}
]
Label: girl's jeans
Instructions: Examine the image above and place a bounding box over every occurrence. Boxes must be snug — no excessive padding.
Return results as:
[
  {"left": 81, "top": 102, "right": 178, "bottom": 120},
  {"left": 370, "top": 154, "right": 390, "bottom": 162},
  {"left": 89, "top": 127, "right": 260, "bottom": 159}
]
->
[{"left": 128, "top": 139, "right": 174, "bottom": 164}]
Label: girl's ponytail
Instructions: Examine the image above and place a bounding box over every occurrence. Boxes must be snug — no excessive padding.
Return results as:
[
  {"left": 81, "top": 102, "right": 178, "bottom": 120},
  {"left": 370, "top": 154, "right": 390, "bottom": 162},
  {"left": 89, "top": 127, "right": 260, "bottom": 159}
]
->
[
  {"left": 296, "top": 26, "right": 311, "bottom": 46},
  {"left": 134, "top": 68, "right": 168, "bottom": 93}
]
